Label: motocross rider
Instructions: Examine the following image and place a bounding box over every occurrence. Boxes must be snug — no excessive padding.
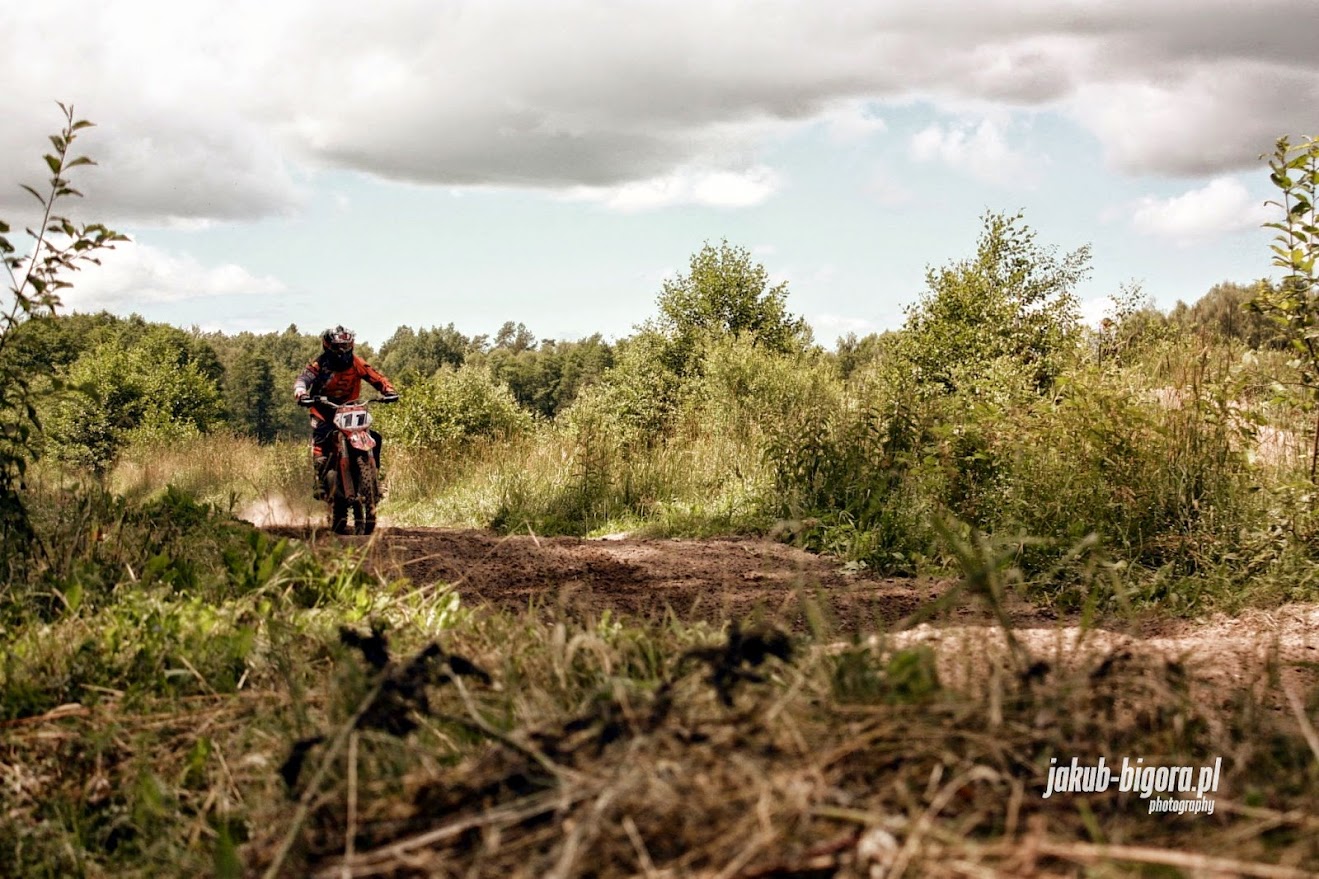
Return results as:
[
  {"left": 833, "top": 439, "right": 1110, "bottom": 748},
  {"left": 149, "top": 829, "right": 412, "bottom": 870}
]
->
[{"left": 292, "top": 326, "right": 398, "bottom": 497}]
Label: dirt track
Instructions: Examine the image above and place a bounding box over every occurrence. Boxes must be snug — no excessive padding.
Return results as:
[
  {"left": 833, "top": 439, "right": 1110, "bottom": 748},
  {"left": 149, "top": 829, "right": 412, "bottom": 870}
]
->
[
  {"left": 267, "top": 525, "right": 974, "bottom": 633},
  {"left": 261, "top": 526, "right": 1319, "bottom": 694}
]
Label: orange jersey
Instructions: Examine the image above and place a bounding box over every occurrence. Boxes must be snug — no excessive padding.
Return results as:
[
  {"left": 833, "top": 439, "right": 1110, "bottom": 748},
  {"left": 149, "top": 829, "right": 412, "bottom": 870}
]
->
[{"left": 295, "top": 354, "right": 396, "bottom": 421}]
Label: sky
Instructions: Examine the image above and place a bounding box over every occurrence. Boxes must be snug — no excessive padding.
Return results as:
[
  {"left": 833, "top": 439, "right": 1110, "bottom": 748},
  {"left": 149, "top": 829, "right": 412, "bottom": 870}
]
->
[{"left": 2, "top": 0, "right": 1314, "bottom": 348}]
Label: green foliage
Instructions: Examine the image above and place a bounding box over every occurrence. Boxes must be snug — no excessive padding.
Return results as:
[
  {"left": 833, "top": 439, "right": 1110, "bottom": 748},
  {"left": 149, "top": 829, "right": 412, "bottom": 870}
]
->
[
  {"left": 1170, "top": 280, "right": 1284, "bottom": 349},
  {"left": 765, "top": 362, "right": 932, "bottom": 573},
  {"left": 206, "top": 323, "right": 321, "bottom": 439},
  {"left": 225, "top": 349, "right": 277, "bottom": 442},
  {"left": 1255, "top": 134, "right": 1319, "bottom": 480},
  {"left": 553, "top": 241, "right": 814, "bottom": 446},
  {"left": 378, "top": 322, "right": 473, "bottom": 380},
  {"left": 563, "top": 331, "right": 687, "bottom": 444},
  {"left": 0, "top": 104, "right": 125, "bottom": 568},
  {"left": 651, "top": 239, "right": 811, "bottom": 374},
  {"left": 493, "top": 319, "right": 536, "bottom": 353},
  {"left": 373, "top": 363, "right": 532, "bottom": 449},
  {"left": 1095, "top": 282, "right": 1177, "bottom": 367},
  {"left": 484, "top": 334, "right": 615, "bottom": 418},
  {"left": 46, "top": 325, "right": 226, "bottom": 470},
  {"left": 833, "top": 330, "right": 892, "bottom": 379},
  {"left": 682, "top": 334, "right": 840, "bottom": 437},
  {"left": 898, "top": 210, "right": 1087, "bottom": 393},
  {"left": 957, "top": 364, "right": 1254, "bottom": 583}
]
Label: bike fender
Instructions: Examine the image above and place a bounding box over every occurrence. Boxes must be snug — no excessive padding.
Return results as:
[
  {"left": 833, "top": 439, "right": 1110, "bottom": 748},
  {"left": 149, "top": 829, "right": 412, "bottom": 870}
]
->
[{"left": 348, "top": 431, "right": 376, "bottom": 452}]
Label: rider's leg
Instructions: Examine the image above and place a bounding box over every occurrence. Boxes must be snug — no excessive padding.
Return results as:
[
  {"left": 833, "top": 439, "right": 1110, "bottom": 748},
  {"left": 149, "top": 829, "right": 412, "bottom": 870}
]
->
[
  {"left": 311, "top": 419, "right": 334, "bottom": 497},
  {"left": 369, "top": 430, "right": 383, "bottom": 471}
]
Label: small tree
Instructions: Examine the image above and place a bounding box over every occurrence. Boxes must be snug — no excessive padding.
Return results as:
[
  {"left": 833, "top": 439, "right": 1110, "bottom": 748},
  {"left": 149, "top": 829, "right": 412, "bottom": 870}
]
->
[
  {"left": 1255, "top": 135, "right": 1319, "bottom": 480},
  {"left": 0, "top": 103, "right": 125, "bottom": 559},
  {"left": 899, "top": 211, "right": 1088, "bottom": 393},
  {"left": 653, "top": 240, "right": 811, "bottom": 373}
]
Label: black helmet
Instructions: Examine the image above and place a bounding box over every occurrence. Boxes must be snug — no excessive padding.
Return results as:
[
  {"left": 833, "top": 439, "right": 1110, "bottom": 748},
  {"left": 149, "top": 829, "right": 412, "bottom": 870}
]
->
[{"left": 322, "top": 325, "right": 355, "bottom": 369}]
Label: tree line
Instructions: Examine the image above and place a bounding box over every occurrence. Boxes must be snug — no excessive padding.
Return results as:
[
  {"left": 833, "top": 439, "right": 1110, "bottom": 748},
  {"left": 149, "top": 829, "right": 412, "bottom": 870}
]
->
[{"left": 3, "top": 249, "right": 1283, "bottom": 475}]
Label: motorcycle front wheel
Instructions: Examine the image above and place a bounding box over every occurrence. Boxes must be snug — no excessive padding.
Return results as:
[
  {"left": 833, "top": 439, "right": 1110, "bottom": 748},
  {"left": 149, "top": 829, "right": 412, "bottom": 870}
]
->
[{"left": 353, "top": 453, "right": 380, "bottom": 536}]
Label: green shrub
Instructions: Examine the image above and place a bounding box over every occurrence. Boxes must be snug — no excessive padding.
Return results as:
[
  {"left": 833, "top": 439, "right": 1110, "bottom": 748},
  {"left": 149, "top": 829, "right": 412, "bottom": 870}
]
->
[
  {"left": 897, "top": 210, "right": 1087, "bottom": 394},
  {"left": 562, "top": 331, "right": 686, "bottom": 445},
  {"left": 374, "top": 363, "right": 533, "bottom": 449},
  {"left": 46, "top": 326, "right": 225, "bottom": 471}
]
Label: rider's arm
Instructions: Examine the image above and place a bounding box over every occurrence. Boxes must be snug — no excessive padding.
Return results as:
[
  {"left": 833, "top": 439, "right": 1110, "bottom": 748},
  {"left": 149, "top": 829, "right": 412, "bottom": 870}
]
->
[
  {"left": 293, "top": 361, "right": 321, "bottom": 400},
  {"left": 358, "top": 358, "right": 397, "bottom": 396}
]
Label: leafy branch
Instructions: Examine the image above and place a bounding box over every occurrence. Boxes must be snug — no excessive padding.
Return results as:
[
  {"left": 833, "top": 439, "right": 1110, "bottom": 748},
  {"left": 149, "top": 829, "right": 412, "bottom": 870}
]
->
[
  {"left": 1, "top": 102, "right": 128, "bottom": 358},
  {"left": 1255, "top": 135, "right": 1319, "bottom": 481},
  {"left": 0, "top": 102, "right": 126, "bottom": 566}
]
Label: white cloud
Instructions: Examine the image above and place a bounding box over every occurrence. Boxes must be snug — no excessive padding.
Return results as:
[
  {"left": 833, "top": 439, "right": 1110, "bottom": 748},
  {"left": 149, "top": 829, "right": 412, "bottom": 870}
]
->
[
  {"left": 822, "top": 100, "right": 888, "bottom": 143},
  {"left": 1078, "top": 297, "right": 1113, "bottom": 329},
  {"left": 3, "top": 0, "right": 1319, "bottom": 223},
  {"left": 1130, "top": 176, "right": 1271, "bottom": 243},
  {"left": 866, "top": 164, "right": 916, "bottom": 207},
  {"left": 812, "top": 313, "right": 879, "bottom": 339},
  {"left": 1069, "top": 66, "right": 1318, "bottom": 177},
  {"left": 60, "top": 240, "right": 288, "bottom": 311},
  {"left": 564, "top": 165, "right": 781, "bottom": 212},
  {"left": 910, "top": 118, "right": 1035, "bottom": 186}
]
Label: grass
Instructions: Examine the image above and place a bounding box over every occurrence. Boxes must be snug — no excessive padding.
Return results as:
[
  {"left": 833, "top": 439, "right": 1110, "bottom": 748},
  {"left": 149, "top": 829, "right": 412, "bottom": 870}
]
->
[{"left": 1, "top": 495, "right": 1316, "bottom": 877}]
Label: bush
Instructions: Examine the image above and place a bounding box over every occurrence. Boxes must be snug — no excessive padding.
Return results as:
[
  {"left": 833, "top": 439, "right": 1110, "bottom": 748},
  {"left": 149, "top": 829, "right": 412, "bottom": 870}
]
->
[
  {"left": 45, "top": 326, "right": 226, "bottom": 471},
  {"left": 897, "top": 210, "right": 1087, "bottom": 394},
  {"left": 561, "top": 332, "right": 686, "bottom": 446},
  {"left": 373, "top": 363, "right": 533, "bottom": 449},
  {"left": 651, "top": 239, "right": 811, "bottom": 374}
]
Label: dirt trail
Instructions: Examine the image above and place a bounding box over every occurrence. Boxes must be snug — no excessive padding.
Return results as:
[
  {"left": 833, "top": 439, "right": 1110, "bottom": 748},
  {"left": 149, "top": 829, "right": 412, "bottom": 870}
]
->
[
  {"left": 264, "top": 527, "right": 1318, "bottom": 672},
  {"left": 275, "top": 526, "right": 1319, "bottom": 702},
  {"left": 268, "top": 525, "right": 969, "bottom": 632}
]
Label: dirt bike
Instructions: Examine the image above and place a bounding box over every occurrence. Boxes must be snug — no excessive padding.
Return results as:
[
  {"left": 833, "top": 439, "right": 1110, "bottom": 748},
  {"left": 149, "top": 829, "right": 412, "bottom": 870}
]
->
[{"left": 298, "top": 394, "right": 398, "bottom": 535}]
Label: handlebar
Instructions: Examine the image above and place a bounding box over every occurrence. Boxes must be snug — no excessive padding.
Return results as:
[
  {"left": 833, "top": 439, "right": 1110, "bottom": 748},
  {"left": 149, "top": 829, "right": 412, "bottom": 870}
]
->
[{"left": 298, "top": 394, "right": 399, "bottom": 409}]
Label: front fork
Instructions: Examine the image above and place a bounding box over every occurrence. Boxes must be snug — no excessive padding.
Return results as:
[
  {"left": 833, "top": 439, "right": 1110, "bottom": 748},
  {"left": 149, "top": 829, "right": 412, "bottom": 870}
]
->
[{"left": 335, "top": 434, "right": 355, "bottom": 500}]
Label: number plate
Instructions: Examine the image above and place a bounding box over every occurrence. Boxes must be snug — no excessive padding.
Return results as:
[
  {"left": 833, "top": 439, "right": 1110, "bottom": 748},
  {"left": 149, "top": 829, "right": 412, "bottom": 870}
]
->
[{"left": 333, "top": 406, "right": 371, "bottom": 430}]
